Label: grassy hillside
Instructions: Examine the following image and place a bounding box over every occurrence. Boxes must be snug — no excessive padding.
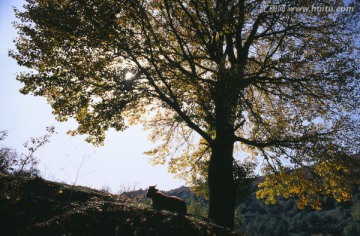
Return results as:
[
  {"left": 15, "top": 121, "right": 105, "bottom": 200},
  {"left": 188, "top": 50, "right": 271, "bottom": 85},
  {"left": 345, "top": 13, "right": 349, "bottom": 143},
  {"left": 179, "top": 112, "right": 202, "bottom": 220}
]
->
[
  {"left": 2, "top": 174, "right": 360, "bottom": 236},
  {"left": 0, "top": 175, "right": 235, "bottom": 236}
]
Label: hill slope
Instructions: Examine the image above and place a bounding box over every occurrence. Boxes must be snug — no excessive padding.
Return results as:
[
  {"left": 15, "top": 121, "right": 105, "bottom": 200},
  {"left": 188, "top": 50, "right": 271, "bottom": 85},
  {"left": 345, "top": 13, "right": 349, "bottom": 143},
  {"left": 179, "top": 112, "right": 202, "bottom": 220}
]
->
[
  {"left": 123, "top": 180, "right": 360, "bottom": 236},
  {"left": 0, "top": 175, "right": 235, "bottom": 236}
]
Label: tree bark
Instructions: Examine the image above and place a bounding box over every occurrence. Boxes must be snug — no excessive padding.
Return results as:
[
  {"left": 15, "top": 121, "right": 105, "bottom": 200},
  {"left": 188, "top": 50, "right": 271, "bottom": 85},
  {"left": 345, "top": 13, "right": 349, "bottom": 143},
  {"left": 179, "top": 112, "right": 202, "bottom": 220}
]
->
[
  {"left": 208, "top": 130, "right": 235, "bottom": 229},
  {"left": 207, "top": 70, "right": 238, "bottom": 229}
]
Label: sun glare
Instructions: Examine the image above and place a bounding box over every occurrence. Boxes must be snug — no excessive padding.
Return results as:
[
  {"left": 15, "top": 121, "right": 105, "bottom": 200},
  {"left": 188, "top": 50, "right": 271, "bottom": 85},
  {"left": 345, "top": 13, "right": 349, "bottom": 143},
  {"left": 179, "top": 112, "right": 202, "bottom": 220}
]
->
[{"left": 125, "top": 72, "right": 134, "bottom": 80}]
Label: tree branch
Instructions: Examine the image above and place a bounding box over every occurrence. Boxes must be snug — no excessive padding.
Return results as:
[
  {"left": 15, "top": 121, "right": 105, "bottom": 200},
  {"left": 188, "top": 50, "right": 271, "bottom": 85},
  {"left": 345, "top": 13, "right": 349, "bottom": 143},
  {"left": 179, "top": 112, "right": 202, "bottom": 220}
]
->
[{"left": 234, "top": 132, "right": 331, "bottom": 148}]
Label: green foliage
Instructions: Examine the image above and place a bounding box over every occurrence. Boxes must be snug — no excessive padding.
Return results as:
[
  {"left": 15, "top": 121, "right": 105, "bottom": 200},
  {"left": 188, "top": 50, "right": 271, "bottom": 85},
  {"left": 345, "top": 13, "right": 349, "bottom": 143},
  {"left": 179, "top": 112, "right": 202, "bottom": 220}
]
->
[
  {"left": 233, "top": 160, "right": 258, "bottom": 203},
  {"left": 190, "top": 159, "right": 257, "bottom": 202},
  {"left": 343, "top": 223, "right": 360, "bottom": 236},
  {"left": 187, "top": 197, "right": 208, "bottom": 218},
  {"left": 351, "top": 202, "right": 360, "bottom": 221}
]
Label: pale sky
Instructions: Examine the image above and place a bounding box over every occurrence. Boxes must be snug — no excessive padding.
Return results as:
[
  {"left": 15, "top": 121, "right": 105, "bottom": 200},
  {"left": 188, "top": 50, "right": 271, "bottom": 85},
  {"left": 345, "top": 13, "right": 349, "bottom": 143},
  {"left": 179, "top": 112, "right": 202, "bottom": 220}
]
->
[{"left": 0, "top": 0, "right": 185, "bottom": 192}]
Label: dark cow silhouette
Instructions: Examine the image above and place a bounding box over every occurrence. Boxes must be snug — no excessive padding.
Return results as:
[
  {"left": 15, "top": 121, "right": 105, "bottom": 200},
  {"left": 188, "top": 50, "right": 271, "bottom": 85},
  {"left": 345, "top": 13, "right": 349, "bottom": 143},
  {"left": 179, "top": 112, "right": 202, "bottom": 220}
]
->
[{"left": 146, "top": 185, "right": 187, "bottom": 214}]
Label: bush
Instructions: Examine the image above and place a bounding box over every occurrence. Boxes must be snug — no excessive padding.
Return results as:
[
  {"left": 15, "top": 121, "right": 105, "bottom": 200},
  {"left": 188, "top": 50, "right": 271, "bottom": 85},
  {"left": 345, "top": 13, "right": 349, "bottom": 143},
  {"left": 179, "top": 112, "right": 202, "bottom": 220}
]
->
[
  {"left": 0, "top": 127, "right": 55, "bottom": 199},
  {"left": 0, "top": 127, "right": 54, "bottom": 177}
]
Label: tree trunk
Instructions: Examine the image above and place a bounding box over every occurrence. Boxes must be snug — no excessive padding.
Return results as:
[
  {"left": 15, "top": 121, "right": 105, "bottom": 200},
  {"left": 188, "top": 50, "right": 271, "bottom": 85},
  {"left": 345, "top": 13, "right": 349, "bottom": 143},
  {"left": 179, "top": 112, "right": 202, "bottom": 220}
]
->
[
  {"left": 208, "top": 133, "right": 235, "bottom": 229},
  {"left": 207, "top": 69, "right": 238, "bottom": 229}
]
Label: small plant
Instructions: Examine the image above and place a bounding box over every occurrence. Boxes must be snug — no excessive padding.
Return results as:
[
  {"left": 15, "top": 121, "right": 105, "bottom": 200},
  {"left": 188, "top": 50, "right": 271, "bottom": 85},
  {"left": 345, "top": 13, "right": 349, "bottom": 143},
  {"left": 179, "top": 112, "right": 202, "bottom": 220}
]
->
[
  {"left": 100, "top": 185, "right": 112, "bottom": 194},
  {"left": 66, "top": 154, "right": 88, "bottom": 208},
  {"left": 117, "top": 182, "right": 140, "bottom": 196},
  {"left": 0, "top": 126, "right": 55, "bottom": 199},
  {"left": 0, "top": 126, "right": 55, "bottom": 177}
]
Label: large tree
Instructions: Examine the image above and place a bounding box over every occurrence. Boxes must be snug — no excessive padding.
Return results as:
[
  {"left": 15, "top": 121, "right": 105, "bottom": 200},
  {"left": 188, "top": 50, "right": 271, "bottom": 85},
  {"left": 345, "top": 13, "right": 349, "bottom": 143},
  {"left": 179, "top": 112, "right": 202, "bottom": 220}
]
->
[{"left": 11, "top": 0, "right": 360, "bottom": 228}]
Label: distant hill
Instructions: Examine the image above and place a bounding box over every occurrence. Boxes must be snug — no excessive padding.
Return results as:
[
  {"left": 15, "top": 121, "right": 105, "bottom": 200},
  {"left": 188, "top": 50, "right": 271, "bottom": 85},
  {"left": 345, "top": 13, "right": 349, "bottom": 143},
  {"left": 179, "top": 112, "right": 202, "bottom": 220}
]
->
[{"left": 0, "top": 175, "right": 235, "bottom": 236}]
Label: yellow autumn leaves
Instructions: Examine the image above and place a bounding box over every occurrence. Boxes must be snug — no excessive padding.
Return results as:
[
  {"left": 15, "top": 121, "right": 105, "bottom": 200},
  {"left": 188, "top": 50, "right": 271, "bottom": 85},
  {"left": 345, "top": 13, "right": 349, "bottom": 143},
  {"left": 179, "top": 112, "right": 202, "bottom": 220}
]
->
[{"left": 256, "top": 160, "right": 355, "bottom": 210}]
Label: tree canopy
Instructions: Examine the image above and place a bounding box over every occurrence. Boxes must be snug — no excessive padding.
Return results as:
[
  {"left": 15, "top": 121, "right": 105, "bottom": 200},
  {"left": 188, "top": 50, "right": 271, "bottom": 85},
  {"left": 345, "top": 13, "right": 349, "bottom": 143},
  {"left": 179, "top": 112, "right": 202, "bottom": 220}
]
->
[{"left": 11, "top": 0, "right": 360, "bottom": 228}]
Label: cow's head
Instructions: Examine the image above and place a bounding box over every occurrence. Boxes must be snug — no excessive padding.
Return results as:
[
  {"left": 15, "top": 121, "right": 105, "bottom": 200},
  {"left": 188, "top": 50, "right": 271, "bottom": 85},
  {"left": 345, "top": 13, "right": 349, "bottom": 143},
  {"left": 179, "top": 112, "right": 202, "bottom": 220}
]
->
[{"left": 146, "top": 185, "right": 158, "bottom": 198}]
